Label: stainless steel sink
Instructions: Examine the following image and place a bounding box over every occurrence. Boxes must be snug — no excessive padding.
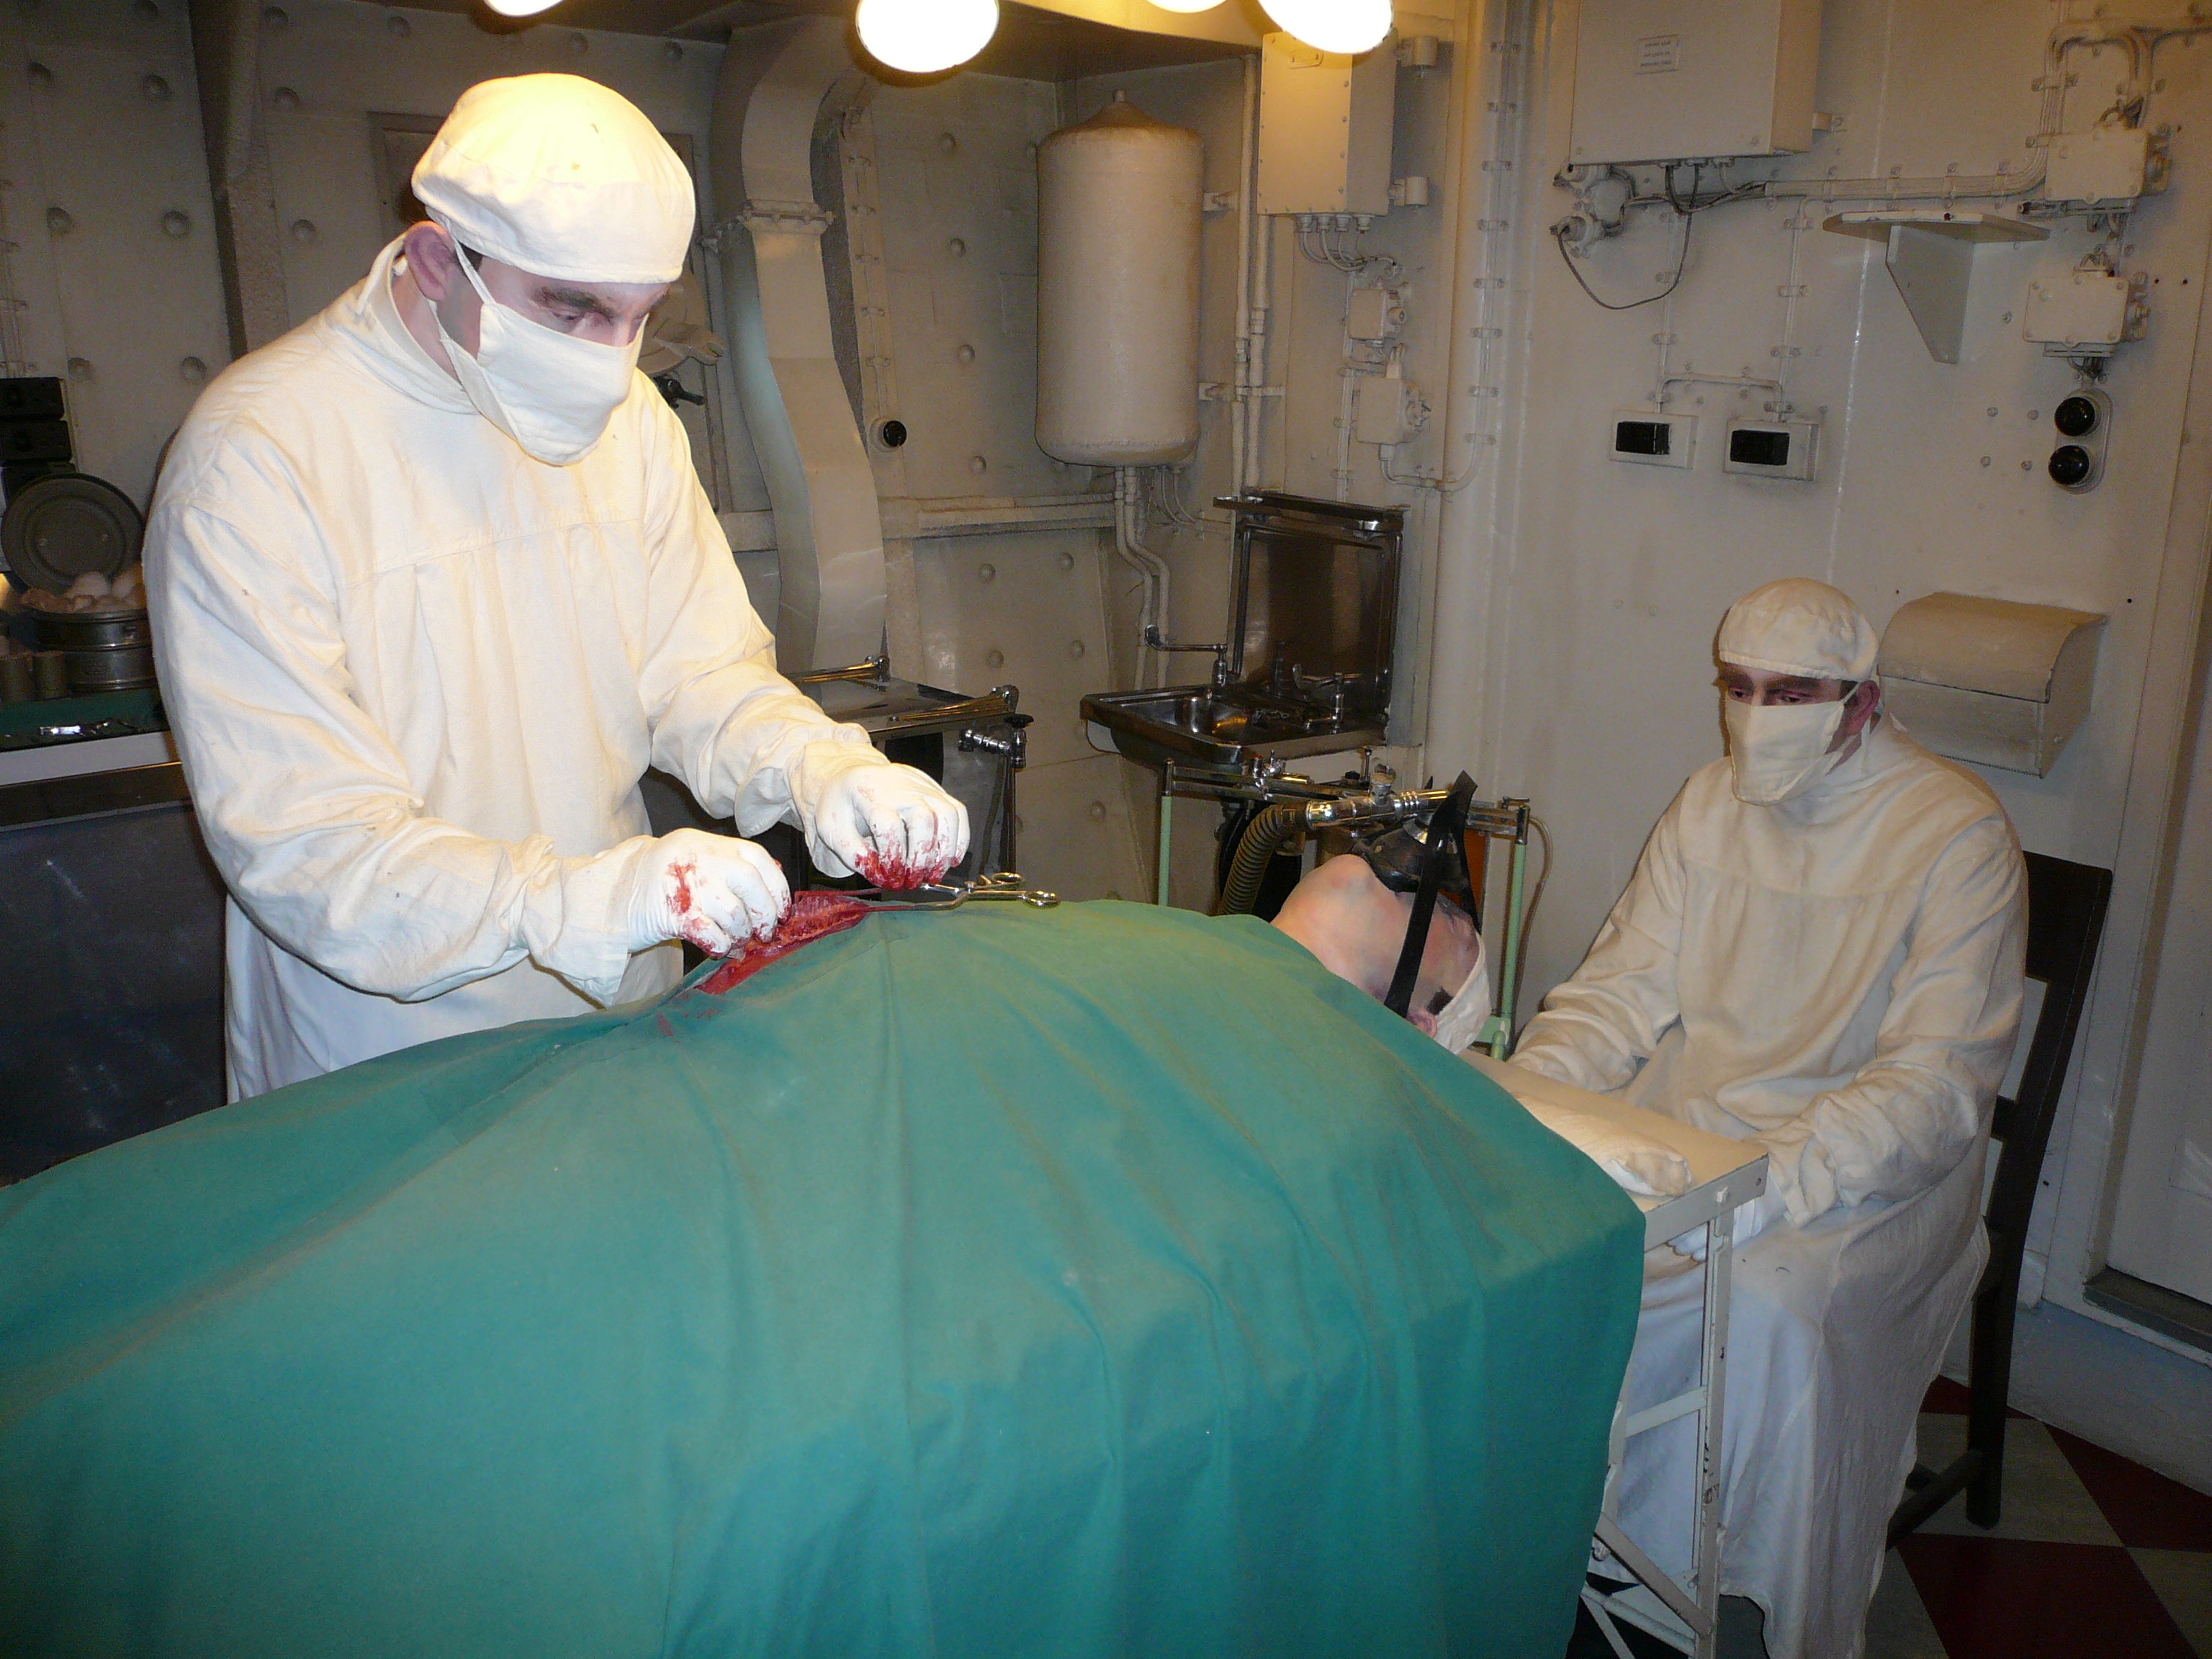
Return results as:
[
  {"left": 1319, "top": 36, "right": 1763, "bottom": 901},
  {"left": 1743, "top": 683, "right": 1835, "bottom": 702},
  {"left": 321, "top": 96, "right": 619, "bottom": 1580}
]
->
[{"left": 1082, "top": 685, "right": 1384, "bottom": 770}]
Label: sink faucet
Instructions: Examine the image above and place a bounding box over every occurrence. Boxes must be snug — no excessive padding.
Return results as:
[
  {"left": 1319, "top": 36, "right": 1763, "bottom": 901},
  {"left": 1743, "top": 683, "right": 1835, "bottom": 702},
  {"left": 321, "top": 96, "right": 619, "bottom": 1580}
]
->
[
  {"left": 1143, "top": 624, "right": 1233, "bottom": 691},
  {"left": 1293, "top": 667, "right": 1354, "bottom": 721}
]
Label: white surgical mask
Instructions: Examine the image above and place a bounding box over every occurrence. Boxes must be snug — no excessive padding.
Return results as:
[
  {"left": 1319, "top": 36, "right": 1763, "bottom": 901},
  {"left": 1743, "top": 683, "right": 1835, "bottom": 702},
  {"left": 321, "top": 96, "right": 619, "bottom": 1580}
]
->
[
  {"left": 1427, "top": 947, "right": 1493, "bottom": 1054},
  {"left": 429, "top": 234, "right": 642, "bottom": 465},
  {"left": 1724, "top": 698, "right": 1845, "bottom": 804}
]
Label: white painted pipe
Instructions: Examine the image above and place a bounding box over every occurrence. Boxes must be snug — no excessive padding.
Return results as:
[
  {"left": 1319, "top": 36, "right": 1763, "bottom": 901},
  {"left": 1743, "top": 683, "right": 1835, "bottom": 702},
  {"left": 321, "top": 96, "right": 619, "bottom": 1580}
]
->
[
  {"left": 1335, "top": 272, "right": 1359, "bottom": 501},
  {"left": 1112, "top": 467, "right": 1172, "bottom": 690},
  {"left": 1245, "top": 212, "right": 1274, "bottom": 490},
  {"left": 1232, "top": 54, "right": 1258, "bottom": 492}
]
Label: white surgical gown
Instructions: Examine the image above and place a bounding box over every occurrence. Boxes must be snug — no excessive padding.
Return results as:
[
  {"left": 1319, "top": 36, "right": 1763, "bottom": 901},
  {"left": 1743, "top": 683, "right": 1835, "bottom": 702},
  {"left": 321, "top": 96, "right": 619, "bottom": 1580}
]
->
[
  {"left": 1513, "top": 716, "right": 2026, "bottom": 1659},
  {"left": 147, "top": 240, "right": 872, "bottom": 1097}
]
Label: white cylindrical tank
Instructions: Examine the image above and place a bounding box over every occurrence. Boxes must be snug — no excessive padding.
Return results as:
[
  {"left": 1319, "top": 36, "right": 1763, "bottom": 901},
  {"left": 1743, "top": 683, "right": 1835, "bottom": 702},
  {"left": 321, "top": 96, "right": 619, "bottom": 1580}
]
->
[{"left": 1036, "top": 94, "right": 1202, "bottom": 467}]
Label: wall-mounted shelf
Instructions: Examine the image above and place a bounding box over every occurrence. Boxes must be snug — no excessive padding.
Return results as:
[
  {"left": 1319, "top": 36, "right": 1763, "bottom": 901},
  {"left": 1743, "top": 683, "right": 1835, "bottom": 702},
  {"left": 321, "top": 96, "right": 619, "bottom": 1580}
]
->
[{"left": 1824, "top": 210, "right": 2049, "bottom": 364}]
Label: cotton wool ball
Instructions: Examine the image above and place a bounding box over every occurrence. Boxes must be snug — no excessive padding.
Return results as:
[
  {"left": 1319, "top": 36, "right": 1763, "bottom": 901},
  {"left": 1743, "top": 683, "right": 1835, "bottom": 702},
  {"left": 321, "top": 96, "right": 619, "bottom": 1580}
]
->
[{"left": 65, "top": 572, "right": 110, "bottom": 599}]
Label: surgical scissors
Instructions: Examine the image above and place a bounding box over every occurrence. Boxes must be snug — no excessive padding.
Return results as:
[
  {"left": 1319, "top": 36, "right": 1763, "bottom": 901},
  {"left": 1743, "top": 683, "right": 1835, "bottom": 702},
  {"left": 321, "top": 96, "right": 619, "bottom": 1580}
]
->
[{"left": 842, "top": 871, "right": 1060, "bottom": 910}]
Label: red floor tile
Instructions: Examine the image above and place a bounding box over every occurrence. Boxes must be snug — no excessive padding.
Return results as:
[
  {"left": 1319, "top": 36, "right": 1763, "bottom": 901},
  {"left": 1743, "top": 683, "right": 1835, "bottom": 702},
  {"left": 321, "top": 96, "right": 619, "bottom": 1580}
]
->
[
  {"left": 1922, "top": 1375, "right": 1972, "bottom": 1413},
  {"left": 2049, "top": 1424, "right": 2212, "bottom": 1552},
  {"left": 1897, "top": 1536, "right": 2198, "bottom": 1659}
]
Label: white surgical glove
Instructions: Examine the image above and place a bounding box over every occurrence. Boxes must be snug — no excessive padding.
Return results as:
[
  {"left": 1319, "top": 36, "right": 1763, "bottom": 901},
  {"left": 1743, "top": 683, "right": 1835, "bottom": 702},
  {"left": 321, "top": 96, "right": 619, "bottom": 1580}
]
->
[
  {"left": 619, "top": 828, "right": 791, "bottom": 956},
  {"left": 1667, "top": 1182, "right": 1788, "bottom": 1264},
  {"left": 789, "top": 744, "right": 969, "bottom": 884}
]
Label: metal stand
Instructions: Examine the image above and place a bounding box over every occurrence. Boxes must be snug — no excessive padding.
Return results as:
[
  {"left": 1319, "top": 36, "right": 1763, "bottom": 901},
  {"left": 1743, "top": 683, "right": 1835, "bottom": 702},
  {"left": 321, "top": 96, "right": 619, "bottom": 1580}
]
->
[
  {"left": 1582, "top": 1157, "right": 1768, "bottom": 1659},
  {"left": 1145, "top": 757, "right": 1531, "bottom": 1056}
]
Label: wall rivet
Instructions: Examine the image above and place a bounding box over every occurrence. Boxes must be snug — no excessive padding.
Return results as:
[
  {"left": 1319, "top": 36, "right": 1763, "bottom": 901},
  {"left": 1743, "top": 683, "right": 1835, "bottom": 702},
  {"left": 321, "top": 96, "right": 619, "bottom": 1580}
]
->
[
  {"left": 956, "top": 343, "right": 975, "bottom": 363},
  {"left": 67, "top": 357, "right": 93, "bottom": 383},
  {"left": 289, "top": 218, "right": 318, "bottom": 244},
  {"left": 570, "top": 31, "right": 588, "bottom": 52},
  {"left": 385, "top": 12, "right": 409, "bottom": 35},
  {"left": 1058, "top": 551, "right": 1074, "bottom": 570},
  {"left": 947, "top": 237, "right": 966, "bottom": 257},
  {"left": 179, "top": 356, "right": 207, "bottom": 385},
  {"left": 986, "top": 647, "right": 1004, "bottom": 669},
  {"left": 161, "top": 210, "right": 191, "bottom": 238},
  {"left": 132, "top": 0, "right": 158, "bottom": 19},
  {"left": 141, "top": 73, "right": 171, "bottom": 102},
  {"left": 26, "top": 62, "right": 52, "bottom": 88},
  {"left": 663, "top": 42, "right": 680, "bottom": 63},
  {"left": 967, "top": 453, "right": 986, "bottom": 473},
  {"left": 271, "top": 86, "right": 300, "bottom": 110},
  {"left": 977, "top": 562, "right": 996, "bottom": 582},
  {"left": 43, "top": 205, "right": 72, "bottom": 236},
  {"left": 939, "top": 132, "right": 957, "bottom": 153},
  {"left": 1087, "top": 800, "right": 1106, "bottom": 822},
  {"left": 1069, "top": 639, "right": 1086, "bottom": 659},
  {"left": 263, "top": 5, "right": 287, "bottom": 26}
]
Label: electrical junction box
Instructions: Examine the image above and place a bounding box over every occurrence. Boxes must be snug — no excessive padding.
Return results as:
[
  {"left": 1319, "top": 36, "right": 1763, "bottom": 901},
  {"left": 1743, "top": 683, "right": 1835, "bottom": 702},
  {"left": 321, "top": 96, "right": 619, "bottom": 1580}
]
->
[
  {"left": 2023, "top": 268, "right": 2141, "bottom": 354},
  {"left": 2045, "top": 125, "right": 2150, "bottom": 206},
  {"left": 1347, "top": 286, "right": 1406, "bottom": 341},
  {"left": 1722, "top": 418, "right": 1818, "bottom": 480},
  {"left": 1610, "top": 410, "right": 1696, "bottom": 469},
  {"left": 1257, "top": 30, "right": 1398, "bottom": 216},
  {"left": 1879, "top": 592, "right": 2106, "bottom": 778},
  {"left": 1355, "top": 374, "right": 1424, "bottom": 445},
  {"left": 1568, "top": 0, "right": 1822, "bottom": 164}
]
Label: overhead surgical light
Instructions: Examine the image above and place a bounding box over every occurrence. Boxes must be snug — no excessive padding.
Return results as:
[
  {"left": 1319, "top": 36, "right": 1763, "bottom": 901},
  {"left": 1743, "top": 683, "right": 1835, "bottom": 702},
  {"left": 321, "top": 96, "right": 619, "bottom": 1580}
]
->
[
  {"left": 482, "top": 0, "right": 562, "bottom": 14},
  {"left": 1260, "top": 0, "right": 1393, "bottom": 55},
  {"left": 1146, "top": 0, "right": 1228, "bottom": 11},
  {"left": 855, "top": 0, "right": 1001, "bottom": 76}
]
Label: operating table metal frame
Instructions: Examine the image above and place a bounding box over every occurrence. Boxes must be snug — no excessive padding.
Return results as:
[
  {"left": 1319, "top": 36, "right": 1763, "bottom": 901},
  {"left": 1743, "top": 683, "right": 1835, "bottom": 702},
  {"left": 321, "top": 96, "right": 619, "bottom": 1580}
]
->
[
  {"left": 1151, "top": 758, "right": 1532, "bottom": 1057},
  {"left": 1578, "top": 1139, "right": 1771, "bottom": 1659}
]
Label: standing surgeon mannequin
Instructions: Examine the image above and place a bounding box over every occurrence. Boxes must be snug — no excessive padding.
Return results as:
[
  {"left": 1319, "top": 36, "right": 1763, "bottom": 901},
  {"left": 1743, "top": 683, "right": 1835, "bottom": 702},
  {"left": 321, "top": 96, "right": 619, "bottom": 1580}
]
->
[
  {"left": 1510, "top": 578, "right": 2027, "bottom": 1659},
  {"left": 148, "top": 76, "right": 965, "bottom": 1097}
]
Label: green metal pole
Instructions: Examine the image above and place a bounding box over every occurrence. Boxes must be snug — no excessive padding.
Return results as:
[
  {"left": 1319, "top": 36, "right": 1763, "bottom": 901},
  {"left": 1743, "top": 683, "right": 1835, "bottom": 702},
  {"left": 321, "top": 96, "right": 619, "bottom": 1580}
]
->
[
  {"left": 1491, "top": 825, "right": 1528, "bottom": 1057},
  {"left": 1156, "top": 786, "right": 1174, "bottom": 907}
]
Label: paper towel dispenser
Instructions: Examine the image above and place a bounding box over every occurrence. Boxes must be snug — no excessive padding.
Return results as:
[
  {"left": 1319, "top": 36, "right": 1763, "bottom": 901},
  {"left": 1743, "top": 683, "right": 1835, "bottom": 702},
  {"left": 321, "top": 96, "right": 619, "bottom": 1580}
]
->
[{"left": 1878, "top": 593, "right": 2105, "bottom": 778}]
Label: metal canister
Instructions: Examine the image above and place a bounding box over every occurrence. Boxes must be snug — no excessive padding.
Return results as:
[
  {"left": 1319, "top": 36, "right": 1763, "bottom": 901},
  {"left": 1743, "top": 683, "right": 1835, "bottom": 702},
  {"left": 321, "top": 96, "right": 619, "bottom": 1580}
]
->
[
  {"left": 32, "top": 650, "right": 70, "bottom": 698},
  {"left": 32, "top": 608, "right": 158, "bottom": 693},
  {"left": 0, "top": 652, "right": 32, "bottom": 703}
]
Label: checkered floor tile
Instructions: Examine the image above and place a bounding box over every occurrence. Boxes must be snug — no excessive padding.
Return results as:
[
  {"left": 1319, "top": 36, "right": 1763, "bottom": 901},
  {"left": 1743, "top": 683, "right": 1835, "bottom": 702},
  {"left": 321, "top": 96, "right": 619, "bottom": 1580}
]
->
[
  {"left": 1569, "top": 1378, "right": 2212, "bottom": 1658},
  {"left": 1870, "top": 1382, "right": 2212, "bottom": 1659}
]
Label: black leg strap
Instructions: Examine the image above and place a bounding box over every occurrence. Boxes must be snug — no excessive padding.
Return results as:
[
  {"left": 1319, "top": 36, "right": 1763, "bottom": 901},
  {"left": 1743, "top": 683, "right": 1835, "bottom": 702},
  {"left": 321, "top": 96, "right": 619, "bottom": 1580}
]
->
[{"left": 1384, "top": 773, "right": 1476, "bottom": 1019}]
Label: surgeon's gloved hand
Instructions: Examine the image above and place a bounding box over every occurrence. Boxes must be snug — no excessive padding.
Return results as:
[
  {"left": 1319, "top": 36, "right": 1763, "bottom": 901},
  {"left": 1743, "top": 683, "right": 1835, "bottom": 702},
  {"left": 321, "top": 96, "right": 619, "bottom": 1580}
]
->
[
  {"left": 1667, "top": 1182, "right": 1789, "bottom": 1263},
  {"left": 620, "top": 828, "right": 791, "bottom": 956},
  {"left": 791, "top": 743, "right": 969, "bottom": 886}
]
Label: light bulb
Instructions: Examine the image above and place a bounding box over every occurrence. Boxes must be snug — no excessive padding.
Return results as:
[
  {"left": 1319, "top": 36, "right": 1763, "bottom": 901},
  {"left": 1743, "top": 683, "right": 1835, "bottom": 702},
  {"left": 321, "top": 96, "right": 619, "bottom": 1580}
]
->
[
  {"left": 1260, "top": 0, "right": 1392, "bottom": 55},
  {"left": 482, "top": 0, "right": 562, "bottom": 14},
  {"left": 1147, "top": 0, "right": 1227, "bottom": 12},
  {"left": 855, "top": 0, "right": 1001, "bottom": 76}
]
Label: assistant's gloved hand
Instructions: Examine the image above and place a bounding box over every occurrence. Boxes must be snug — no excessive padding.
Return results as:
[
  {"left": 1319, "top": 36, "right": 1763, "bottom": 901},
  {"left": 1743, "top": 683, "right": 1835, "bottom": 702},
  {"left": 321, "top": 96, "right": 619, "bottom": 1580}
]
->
[
  {"left": 619, "top": 828, "right": 790, "bottom": 956},
  {"left": 1667, "top": 1182, "right": 1789, "bottom": 1263},
  {"left": 790, "top": 743, "right": 969, "bottom": 884}
]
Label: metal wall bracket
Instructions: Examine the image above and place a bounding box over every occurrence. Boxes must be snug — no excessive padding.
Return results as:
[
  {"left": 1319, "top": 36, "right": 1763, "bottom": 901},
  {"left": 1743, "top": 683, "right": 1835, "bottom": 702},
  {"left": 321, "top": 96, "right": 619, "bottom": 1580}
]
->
[{"left": 1825, "top": 210, "right": 2049, "bottom": 364}]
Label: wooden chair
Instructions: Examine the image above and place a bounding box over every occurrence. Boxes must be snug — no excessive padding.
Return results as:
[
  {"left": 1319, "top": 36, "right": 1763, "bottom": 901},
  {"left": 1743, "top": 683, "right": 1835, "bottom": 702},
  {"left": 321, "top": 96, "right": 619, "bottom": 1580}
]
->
[{"left": 1889, "top": 850, "right": 2112, "bottom": 1542}]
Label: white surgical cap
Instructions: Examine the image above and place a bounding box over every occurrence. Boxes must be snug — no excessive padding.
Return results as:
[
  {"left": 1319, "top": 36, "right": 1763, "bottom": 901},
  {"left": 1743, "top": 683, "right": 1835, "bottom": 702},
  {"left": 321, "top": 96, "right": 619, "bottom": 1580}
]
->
[
  {"left": 411, "top": 75, "right": 694, "bottom": 286},
  {"left": 1715, "top": 578, "right": 1880, "bottom": 682}
]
